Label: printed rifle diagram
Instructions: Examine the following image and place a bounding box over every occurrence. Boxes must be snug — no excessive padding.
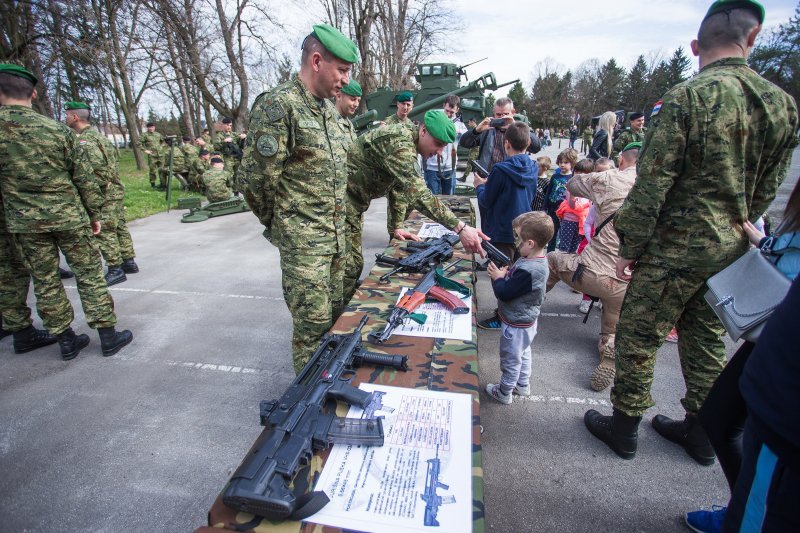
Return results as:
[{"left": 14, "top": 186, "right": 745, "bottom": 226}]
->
[{"left": 420, "top": 445, "right": 456, "bottom": 527}]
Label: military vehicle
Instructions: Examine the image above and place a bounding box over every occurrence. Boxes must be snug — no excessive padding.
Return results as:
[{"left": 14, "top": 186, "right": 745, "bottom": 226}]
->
[{"left": 353, "top": 58, "right": 519, "bottom": 128}]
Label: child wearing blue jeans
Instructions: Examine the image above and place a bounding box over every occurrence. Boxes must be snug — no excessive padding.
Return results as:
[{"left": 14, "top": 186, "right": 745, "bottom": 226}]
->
[{"left": 485, "top": 211, "right": 554, "bottom": 404}]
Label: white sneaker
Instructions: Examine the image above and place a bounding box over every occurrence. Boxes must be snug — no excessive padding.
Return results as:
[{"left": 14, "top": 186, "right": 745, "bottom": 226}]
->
[
  {"left": 485, "top": 383, "right": 512, "bottom": 404},
  {"left": 579, "top": 300, "right": 592, "bottom": 314},
  {"left": 513, "top": 384, "right": 531, "bottom": 396}
]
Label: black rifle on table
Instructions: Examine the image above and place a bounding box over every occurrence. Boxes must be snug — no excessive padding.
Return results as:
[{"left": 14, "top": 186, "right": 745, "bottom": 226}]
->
[
  {"left": 222, "top": 315, "right": 408, "bottom": 521},
  {"left": 369, "top": 266, "right": 469, "bottom": 344},
  {"left": 375, "top": 233, "right": 460, "bottom": 282}
]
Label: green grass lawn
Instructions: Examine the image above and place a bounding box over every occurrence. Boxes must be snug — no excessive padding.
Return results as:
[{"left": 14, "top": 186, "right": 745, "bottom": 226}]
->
[{"left": 119, "top": 149, "right": 203, "bottom": 221}]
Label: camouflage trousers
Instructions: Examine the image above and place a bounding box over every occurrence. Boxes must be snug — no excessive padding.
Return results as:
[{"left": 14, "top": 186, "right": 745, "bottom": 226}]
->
[
  {"left": 343, "top": 214, "right": 364, "bottom": 305},
  {"left": 280, "top": 248, "right": 345, "bottom": 374},
  {"left": 147, "top": 154, "right": 162, "bottom": 185},
  {"left": 611, "top": 263, "right": 726, "bottom": 417},
  {"left": 0, "top": 228, "right": 32, "bottom": 332},
  {"left": 95, "top": 200, "right": 135, "bottom": 266},
  {"left": 546, "top": 251, "right": 628, "bottom": 361},
  {"left": 13, "top": 228, "right": 117, "bottom": 334}
]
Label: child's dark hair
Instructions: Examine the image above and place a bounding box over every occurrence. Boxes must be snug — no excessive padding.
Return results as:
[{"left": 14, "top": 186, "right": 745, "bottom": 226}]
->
[
  {"left": 504, "top": 121, "right": 531, "bottom": 152},
  {"left": 513, "top": 211, "right": 554, "bottom": 246},
  {"left": 574, "top": 158, "right": 595, "bottom": 174},
  {"left": 556, "top": 148, "right": 579, "bottom": 166}
]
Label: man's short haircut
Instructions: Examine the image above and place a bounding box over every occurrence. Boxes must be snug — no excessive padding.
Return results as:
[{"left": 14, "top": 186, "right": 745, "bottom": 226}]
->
[
  {"left": 147, "top": 122, "right": 155, "bottom": 127},
  {"left": 301, "top": 34, "right": 334, "bottom": 65},
  {"left": 513, "top": 211, "right": 554, "bottom": 247},
  {"left": 698, "top": 8, "right": 759, "bottom": 51},
  {"left": 595, "top": 157, "right": 616, "bottom": 171},
  {"left": 536, "top": 155, "right": 552, "bottom": 171},
  {"left": 68, "top": 108, "right": 90, "bottom": 121},
  {"left": 0, "top": 72, "right": 35, "bottom": 100},
  {"left": 494, "top": 97, "right": 514, "bottom": 110},
  {"left": 619, "top": 147, "right": 640, "bottom": 164},
  {"left": 444, "top": 95, "right": 460, "bottom": 108},
  {"left": 182, "top": 135, "right": 191, "bottom": 141},
  {"left": 556, "top": 148, "right": 579, "bottom": 166},
  {"left": 573, "top": 158, "right": 595, "bottom": 174},
  {"left": 504, "top": 121, "right": 531, "bottom": 152}
]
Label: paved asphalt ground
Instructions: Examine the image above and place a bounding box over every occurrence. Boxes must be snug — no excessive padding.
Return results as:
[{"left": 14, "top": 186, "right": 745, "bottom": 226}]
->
[{"left": 1, "top": 145, "right": 797, "bottom": 532}]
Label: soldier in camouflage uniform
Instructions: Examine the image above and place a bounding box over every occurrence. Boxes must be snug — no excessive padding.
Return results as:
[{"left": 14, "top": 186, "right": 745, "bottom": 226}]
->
[
  {"left": 0, "top": 64, "right": 133, "bottom": 360},
  {"left": 581, "top": 126, "right": 593, "bottom": 155},
  {"left": 203, "top": 157, "right": 234, "bottom": 202},
  {"left": 584, "top": 0, "right": 799, "bottom": 463},
  {"left": 188, "top": 149, "right": 211, "bottom": 192},
  {"left": 384, "top": 91, "right": 415, "bottom": 131},
  {"left": 65, "top": 102, "right": 138, "bottom": 287},
  {"left": 137, "top": 122, "right": 164, "bottom": 188},
  {"left": 335, "top": 79, "right": 361, "bottom": 146},
  {"left": 343, "top": 111, "right": 489, "bottom": 302},
  {"left": 610, "top": 112, "right": 646, "bottom": 161},
  {"left": 201, "top": 128, "right": 213, "bottom": 148},
  {"left": 239, "top": 24, "right": 360, "bottom": 373},
  {"left": 159, "top": 136, "right": 188, "bottom": 189}
]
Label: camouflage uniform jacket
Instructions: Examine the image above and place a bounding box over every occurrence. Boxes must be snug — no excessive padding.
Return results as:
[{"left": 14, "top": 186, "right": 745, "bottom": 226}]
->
[
  {"left": 166, "top": 143, "right": 187, "bottom": 172},
  {"left": 79, "top": 126, "right": 125, "bottom": 202},
  {"left": 0, "top": 105, "right": 104, "bottom": 233},
  {"left": 137, "top": 131, "right": 163, "bottom": 155},
  {"left": 240, "top": 75, "right": 349, "bottom": 252},
  {"left": 189, "top": 157, "right": 209, "bottom": 183},
  {"left": 201, "top": 133, "right": 213, "bottom": 147},
  {"left": 203, "top": 168, "right": 233, "bottom": 202},
  {"left": 337, "top": 113, "right": 358, "bottom": 147},
  {"left": 384, "top": 113, "right": 414, "bottom": 132},
  {"left": 347, "top": 124, "right": 460, "bottom": 232},
  {"left": 582, "top": 127, "right": 593, "bottom": 143},
  {"left": 616, "top": 57, "right": 799, "bottom": 270},
  {"left": 611, "top": 127, "right": 646, "bottom": 159},
  {"left": 182, "top": 142, "right": 199, "bottom": 163}
]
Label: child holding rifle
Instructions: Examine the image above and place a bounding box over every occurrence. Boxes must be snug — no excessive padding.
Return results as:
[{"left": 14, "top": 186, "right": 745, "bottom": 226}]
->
[{"left": 484, "top": 212, "right": 553, "bottom": 404}]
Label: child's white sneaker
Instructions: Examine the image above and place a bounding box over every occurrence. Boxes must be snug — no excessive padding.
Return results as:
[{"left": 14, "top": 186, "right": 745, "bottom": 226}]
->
[
  {"left": 513, "top": 384, "right": 531, "bottom": 396},
  {"left": 579, "top": 300, "right": 592, "bottom": 314},
  {"left": 485, "top": 383, "right": 512, "bottom": 404}
]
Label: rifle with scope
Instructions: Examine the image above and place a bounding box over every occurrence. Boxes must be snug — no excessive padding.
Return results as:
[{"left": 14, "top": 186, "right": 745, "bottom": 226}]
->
[{"left": 222, "top": 315, "right": 408, "bottom": 521}]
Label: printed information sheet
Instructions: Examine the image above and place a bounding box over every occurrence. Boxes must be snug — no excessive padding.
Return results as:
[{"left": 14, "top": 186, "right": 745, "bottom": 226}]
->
[
  {"left": 391, "top": 288, "right": 473, "bottom": 341},
  {"left": 416, "top": 222, "right": 456, "bottom": 239},
  {"left": 307, "top": 384, "right": 473, "bottom": 533}
]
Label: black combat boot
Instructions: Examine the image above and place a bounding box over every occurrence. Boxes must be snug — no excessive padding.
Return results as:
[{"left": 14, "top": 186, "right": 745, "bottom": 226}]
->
[
  {"left": 12, "top": 325, "right": 58, "bottom": 354},
  {"left": 121, "top": 258, "right": 139, "bottom": 274},
  {"left": 652, "top": 414, "right": 716, "bottom": 466},
  {"left": 59, "top": 267, "right": 74, "bottom": 279},
  {"left": 104, "top": 266, "right": 127, "bottom": 286},
  {"left": 56, "top": 328, "right": 90, "bottom": 361},
  {"left": 584, "top": 408, "right": 642, "bottom": 460},
  {"left": 0, "top": 314, "right": 9, "bottom": 340},
  {"left": 98, "top": 327, "right": 133, "bottom": 357}
]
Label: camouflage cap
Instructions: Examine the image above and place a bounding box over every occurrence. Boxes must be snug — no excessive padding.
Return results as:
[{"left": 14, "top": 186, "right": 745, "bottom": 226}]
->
[
  {"left": 341, "top": 79, "right": 362, "bottom": 97},
  {"left": 703, "top": 0, "right": 765, "bottom": 24},
  {"left": 311, "top": 24, "right": 359, "bottom": 64},
  {"left": 64, "top": 101, "right": 90, "bottom": 111},
  {"left": 396, "top": 91, "right": 414, "bottom": 103},
  {"left": 424, "top": 110, "right": 456, "bottom": 144},
  {"left": 622, "top": 141, "right": 643, "bottom": 153},
  {"left": 0, "top": 63, "right": 37, "bottom": 85}
]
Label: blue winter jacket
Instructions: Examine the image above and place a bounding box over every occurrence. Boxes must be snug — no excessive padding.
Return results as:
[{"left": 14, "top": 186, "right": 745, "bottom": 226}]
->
[{"left": 475, "top": 154, "right": 538, "bottom": 243}]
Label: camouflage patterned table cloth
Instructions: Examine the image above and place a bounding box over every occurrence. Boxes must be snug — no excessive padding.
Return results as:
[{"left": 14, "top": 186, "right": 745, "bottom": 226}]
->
[{"left": 203, "top": 206, "right": 484, "bottom": 533}]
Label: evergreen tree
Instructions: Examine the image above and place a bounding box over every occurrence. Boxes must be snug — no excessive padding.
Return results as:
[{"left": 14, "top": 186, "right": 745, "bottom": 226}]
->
[
  {"left": 666, "top": 46, "right": 692, "bottom": 87},
  {"left": 623, "top": 55, "right": 650, "bottom": 114},
  {"left": 507, "top": 82, "right": 527, "bottom": 112},
  {"left": 596, "top": 58, "right": 626, "bottom": 111},
  {"left": 749, "top": 3, "right": 800, "bottom": 105}
]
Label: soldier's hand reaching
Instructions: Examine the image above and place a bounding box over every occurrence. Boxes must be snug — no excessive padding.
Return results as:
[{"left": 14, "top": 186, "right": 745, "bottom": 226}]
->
[
  {"left": 615, "top": 257, "right": 636, "bottom": 281},
  {"left": 91, "top": 220, "right": 101, "bottom": 235},
  {"left": 455, "top": 223, "right": 488, "bottom": 257},
  {"left": 393, "top": 229, "right": 421, "bottom": 242}
]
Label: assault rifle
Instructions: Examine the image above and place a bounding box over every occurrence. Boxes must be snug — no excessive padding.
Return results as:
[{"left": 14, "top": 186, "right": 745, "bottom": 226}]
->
[
  {"left": 222, "top": 316, "right": 408, "bottom": 521},
  {"left": 481, "top": 239, "right": 510, "bottom": 267},
  {"left": 375, "top": 233, "right": 460, "bottom": 282},
  {"left": 369, "top": 266, "right": 469, "bottom": 344},
  {"left": 420, "top": 446, "right": 456, "bottom": 527}
]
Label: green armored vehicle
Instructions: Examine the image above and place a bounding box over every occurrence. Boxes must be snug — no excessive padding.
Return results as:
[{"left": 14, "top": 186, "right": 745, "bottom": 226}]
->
[{"left": 352, "top": 59, "right": 519, "bottom": 129}]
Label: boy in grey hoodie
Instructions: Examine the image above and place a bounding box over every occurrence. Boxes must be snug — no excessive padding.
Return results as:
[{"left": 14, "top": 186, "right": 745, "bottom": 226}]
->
[{"left": 485, "top": 212, "right": 554, "bottom": 404}]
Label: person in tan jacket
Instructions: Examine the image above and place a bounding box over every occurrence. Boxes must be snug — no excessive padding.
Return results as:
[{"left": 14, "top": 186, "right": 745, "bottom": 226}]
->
[{"left": 545, "top": 143, "right": 640, "bottom": 391}]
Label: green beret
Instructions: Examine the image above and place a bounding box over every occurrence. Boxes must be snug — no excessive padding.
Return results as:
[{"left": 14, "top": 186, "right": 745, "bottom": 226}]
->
[
  {"left": 423, "top": 110, "right": 456, "bottom": 144},
  {"left": 622, "top": 142, "right": 643, "bottom": 153},
  {"left": 703, "top": 0, "right": 764, "bottom": 24},
  {"left": 311, "top": 24, "right": 359, "bottom": 64},
  {"left": 396, "top": 91, "right": 414, "bottom": 103},
  {"left": 0, "top": 63, "right": 37, "bottom": 85},
  {"left": 64, "top": 101, "right": 90, "bottom": 111},
  {"left": 341, "top": 79, "right": 362, "bottom": 97}
]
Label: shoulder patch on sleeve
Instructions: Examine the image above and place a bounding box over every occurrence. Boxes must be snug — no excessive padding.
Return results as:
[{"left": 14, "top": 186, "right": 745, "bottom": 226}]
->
[
  {"left": 650, "top": 100, "right": 663, "bottom": 117},
  {"left": 265, "top": 102, "right": 285, "bottom": 123},
  {"left": 256, "top": 134, "right": 278, "bottom": 157}
]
